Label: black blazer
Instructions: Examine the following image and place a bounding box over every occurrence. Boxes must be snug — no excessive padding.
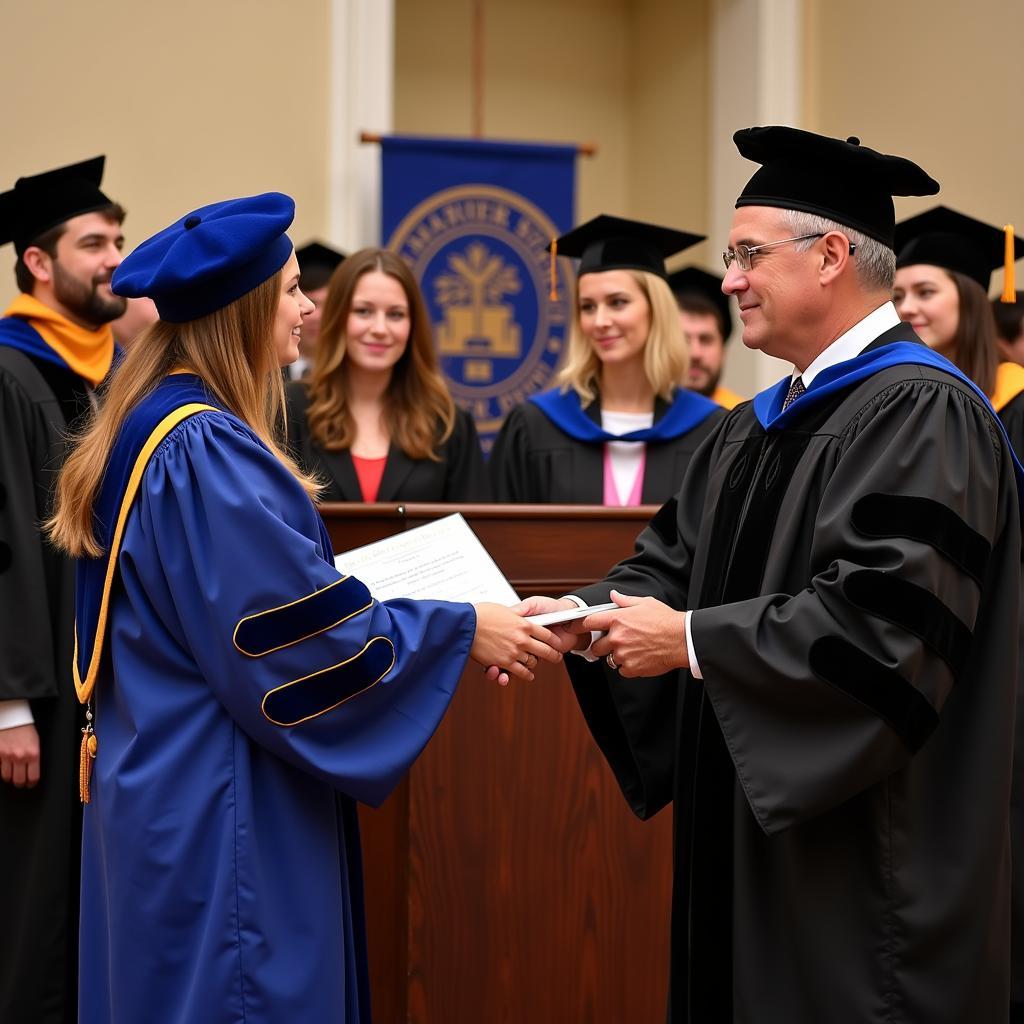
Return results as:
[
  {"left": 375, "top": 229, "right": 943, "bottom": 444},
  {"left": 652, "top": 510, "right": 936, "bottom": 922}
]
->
[{"left": 285, "top": 380, "right": 490, "bottom": 502}]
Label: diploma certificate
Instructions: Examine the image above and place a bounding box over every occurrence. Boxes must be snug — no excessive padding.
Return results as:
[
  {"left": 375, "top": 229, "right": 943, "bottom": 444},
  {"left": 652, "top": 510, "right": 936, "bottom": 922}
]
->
[{"left": 334, "top": 513, "right": 519, "bottom": 606}]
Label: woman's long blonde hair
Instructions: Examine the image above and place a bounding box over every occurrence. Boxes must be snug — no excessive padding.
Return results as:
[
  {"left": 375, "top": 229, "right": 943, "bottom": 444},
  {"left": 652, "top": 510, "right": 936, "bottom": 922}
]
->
[
  {"left": 47, "top": 270, "right": 318, "bottom": 559},
  {"left": 556, "top": 269, "right": 687, "bottom": 405},
  {"left": 304, "top": 248, "right": 455, "bottom": 461}
]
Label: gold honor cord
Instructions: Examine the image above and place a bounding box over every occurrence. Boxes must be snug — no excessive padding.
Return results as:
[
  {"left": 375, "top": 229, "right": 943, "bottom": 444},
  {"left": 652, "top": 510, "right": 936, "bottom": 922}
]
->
[{"left": 74, "top": 402, "right": 217, "bottom": 802}]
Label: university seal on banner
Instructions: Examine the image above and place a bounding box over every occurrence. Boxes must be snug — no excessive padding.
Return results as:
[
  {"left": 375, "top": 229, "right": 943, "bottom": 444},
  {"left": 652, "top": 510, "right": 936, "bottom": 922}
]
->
[{"left": 387, "top": 184, "right": 574, "bottom": 442}]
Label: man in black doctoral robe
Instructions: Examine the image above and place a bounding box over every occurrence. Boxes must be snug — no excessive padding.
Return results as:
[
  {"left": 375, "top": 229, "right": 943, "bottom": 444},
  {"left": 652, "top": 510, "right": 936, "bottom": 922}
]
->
[
  {"left": 0, "top": 157, "right": 126, "bottom": 1024},
  {"left": 516, "top": 128, "right": 1022, "bottom": 1022}
]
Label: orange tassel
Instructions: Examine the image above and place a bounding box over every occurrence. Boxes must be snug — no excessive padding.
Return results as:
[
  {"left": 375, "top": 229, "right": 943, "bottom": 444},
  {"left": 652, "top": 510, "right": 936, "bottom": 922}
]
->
[
  {"left": 1002, "top": 224, "right": 1016, "bottom": 303},
  {"left": 549, "top": 238, "right": 558, "bottom": 302},
  {"left": 79, "top": 724, "right": 97, "bottom": 804}
]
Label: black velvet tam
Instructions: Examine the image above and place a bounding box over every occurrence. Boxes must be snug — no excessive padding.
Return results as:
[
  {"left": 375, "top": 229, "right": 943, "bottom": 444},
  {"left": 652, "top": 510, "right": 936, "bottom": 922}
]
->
[
  {"left": 734, "top": 126, "right": 939, "bottom": 247},
  {"left": 895, "top": 206, "right": 1023, "bottom": 291},
  {"left": 0, "top": 155, "right": 112, "bottom": 253},
  {"left": 667, "top": 265, "right": 733, "bottom": 338},
  {"left": 549, "top": 214, "right": 704, "bottom": 280}
]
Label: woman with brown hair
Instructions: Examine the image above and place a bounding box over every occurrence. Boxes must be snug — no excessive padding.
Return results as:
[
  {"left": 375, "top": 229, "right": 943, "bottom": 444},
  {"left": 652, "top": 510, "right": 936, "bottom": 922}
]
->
[
  {"left": 286, "top": 247, "right": 488, "bottom": 502},
  {"left": 45, "top": 194, "right": 560, "bottom": 1024},
  {"left": 893, "top": 206, "right": 1024, "bottom": 455}
]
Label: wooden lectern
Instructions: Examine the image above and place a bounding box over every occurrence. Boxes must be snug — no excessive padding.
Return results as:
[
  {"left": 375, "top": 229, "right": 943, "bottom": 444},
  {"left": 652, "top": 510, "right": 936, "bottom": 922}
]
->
[{"left": 321, "top": 504, "right": 674, "bottom": 1024}]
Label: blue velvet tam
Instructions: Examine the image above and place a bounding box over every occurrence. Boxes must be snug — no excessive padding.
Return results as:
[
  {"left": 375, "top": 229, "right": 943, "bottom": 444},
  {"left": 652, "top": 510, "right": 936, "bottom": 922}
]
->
[{"left": 112, "top": 192, "right": 295, "bottom": 323}]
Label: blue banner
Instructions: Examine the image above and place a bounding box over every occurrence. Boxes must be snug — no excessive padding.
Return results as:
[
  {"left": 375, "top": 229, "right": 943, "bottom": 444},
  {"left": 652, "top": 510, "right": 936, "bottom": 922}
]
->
[{"left": 381, "top": 136, "right": 577, "bottom": 446}]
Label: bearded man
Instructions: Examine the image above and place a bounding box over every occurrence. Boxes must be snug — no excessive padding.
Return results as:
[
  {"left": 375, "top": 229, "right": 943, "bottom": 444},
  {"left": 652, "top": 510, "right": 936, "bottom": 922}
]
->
[{"left": 0, "top": 156, "right": 126, "bottom": 1024}]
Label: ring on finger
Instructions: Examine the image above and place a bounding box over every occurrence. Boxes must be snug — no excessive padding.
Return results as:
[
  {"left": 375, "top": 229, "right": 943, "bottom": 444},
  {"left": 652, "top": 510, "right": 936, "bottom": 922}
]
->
[{"left": 606, "top": 652, "right": 618, "bottom": 671}]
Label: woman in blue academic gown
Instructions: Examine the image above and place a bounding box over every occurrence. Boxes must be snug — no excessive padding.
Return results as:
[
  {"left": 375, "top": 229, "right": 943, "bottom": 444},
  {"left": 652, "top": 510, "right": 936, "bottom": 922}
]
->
[
  {"left": 46, "top": 194, "right": 561, "bottom": 1024},
  {"left": 489, "top": 215, "right": 725, "bottom": 504}
]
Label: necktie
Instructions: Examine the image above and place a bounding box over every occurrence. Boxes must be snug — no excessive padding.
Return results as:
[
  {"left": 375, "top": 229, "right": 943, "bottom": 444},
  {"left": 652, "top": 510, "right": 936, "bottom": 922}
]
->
[{"left": 782, "top": 375, "right": 806, "bottom": 411}]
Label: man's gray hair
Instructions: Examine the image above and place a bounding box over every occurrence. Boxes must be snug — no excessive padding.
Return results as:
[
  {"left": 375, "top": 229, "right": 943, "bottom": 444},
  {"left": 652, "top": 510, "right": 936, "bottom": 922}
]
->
[{"left": 781, "top": 210, "right": 896, "bottom": 292}]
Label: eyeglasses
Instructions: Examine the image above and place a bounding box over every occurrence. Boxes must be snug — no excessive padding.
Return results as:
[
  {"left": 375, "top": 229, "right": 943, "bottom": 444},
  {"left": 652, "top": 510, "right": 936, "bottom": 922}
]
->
[{"left": 722, "top": 232, "right": 856, "bottom": 272}]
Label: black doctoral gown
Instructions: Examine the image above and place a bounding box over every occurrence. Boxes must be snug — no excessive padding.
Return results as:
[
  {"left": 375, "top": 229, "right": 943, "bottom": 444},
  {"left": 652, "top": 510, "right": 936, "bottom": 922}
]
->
[
  {"left": 285, "top": 380, "right": 490, "bottom": 502},
  {"left": 0, "top": 346, "right": 89, "bottom": 1024},
  {"left": 488, "top": 394, "right": 725, "bottom": 504},
  {"left": 995, "top": 384, "right": 1024, "bottom": 1024},
  {"left": 999, "top": 389, "right": 1024, "bottom": 463},
  {"left": 567, "top": 329, "right": 1021, "bottom": 1023}
]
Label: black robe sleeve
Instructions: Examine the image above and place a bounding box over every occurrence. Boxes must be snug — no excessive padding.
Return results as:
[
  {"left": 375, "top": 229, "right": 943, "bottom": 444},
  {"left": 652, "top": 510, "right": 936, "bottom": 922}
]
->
[
  {"left": 0, "top": 367, "right": 61, "bottom": 700},
  {"left": 692, "top": 381, "right": 1017, "bottom": 835}
]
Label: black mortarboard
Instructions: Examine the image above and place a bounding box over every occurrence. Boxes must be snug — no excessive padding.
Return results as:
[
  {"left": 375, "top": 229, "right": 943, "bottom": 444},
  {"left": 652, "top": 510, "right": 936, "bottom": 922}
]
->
[
  {"left": 296, "top": 240, "right": 345, "bottom": 272},
  {"left": 895, "top": 205, "right": 1023, "bottom": 292},
  {"left": 0, "top": 156, "right": 113, "bottom": 253},
  {"left": 548, "top": 214, "right": 704, "bottom": 280},
  {"left": 296, "top": 240, "right": 345, "bottom": 291},
  {"left": 666, "top": 265, "right": 733, "bottom": 339},
  {"left": 734, "top": 127, "right": 939, "bottom": 247}
]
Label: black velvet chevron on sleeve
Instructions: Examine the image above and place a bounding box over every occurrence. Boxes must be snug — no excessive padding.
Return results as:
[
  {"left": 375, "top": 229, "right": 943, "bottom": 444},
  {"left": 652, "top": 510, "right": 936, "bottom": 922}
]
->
[
  {"left": 842, "top": 569, "right": 972, "bottom": 677},
  {"left": 261, "top": 636, "right": 396, "bottom": 727},
  {"left": 850, "top": 493, "right": 991, "bottom": 585},
  {"left": 234, "top": 575, "right": 373, "bottom": 657},
  {"left": 809, "top": 636, "right": 940, "bottom": 753}
]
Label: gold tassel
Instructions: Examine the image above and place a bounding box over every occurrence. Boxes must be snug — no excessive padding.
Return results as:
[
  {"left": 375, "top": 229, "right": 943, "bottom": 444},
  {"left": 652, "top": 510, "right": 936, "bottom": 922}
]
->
[
  {"left": 1002, "top": 224, "right": 1016, "bottom": 303},
  {"left": 79, "top": 707, "right": 97, "bottom": 804},
  {"left": 549, "top": 238, "right": 558, "bottom": 302}
]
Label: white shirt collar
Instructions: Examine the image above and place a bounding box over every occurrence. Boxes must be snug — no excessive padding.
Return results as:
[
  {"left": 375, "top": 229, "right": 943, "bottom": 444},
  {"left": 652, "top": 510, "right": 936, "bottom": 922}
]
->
[{"left": 798, "top": 301, "right": 901, "bottom": 387}]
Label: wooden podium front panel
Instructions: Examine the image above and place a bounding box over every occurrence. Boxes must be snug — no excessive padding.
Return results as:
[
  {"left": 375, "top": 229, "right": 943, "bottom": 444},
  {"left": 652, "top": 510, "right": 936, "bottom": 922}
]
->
[{"left": 322, "top": 505, "right": 673, "bottom": 1024}]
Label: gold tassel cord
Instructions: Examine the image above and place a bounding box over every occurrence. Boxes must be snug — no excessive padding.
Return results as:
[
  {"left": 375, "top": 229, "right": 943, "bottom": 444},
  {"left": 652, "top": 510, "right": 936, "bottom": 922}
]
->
[
  {"left": 79, "top": 706, "right": 97, "bottom": 804},
  {"left": 1002, "top": 224, "right": 1016, "bottom": 304},
  {"left": 549, "top": 238, "right": 558, "bottom": 302}
]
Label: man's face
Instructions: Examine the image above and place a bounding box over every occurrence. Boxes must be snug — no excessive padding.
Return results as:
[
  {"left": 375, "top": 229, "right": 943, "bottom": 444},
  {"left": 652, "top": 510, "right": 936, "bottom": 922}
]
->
[
  {"left": 680, "top": 310, "right": 725, "bottom": 396},
  {"left": 300, "top": 285, "right": 329, "bottom": 358},
  {"left": 46, "top": 211, "right": 126, "bottom": 327},
  {"left": 723, "top": 206, "right": 821, "bottom": 363}
]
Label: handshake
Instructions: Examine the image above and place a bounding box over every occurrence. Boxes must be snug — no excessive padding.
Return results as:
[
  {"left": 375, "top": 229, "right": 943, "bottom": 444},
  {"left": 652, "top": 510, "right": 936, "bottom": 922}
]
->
[{"left": 469, "top": 591, "right": 691, "bottom": 686}]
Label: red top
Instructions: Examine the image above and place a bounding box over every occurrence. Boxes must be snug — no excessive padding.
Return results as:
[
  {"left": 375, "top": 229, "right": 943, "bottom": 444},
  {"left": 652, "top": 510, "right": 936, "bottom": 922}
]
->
[{"left": 351, "top": 454, "right": 387, "bottom": 503}]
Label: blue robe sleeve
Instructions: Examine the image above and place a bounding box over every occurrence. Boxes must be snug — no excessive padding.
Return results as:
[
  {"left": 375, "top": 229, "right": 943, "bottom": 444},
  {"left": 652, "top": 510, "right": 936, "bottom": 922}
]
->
[{"left": 118, "top": 412, "right": 476, "bottom": 805}]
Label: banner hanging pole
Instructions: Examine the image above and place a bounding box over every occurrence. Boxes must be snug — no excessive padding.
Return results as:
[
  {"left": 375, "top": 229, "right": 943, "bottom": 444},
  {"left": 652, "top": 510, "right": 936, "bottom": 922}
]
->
[
  {"left": 357, "top": 132, "right": 598, "bottom": 157},
  {"left": 471, "top": 0, "right": 485, "bottom": 138}
]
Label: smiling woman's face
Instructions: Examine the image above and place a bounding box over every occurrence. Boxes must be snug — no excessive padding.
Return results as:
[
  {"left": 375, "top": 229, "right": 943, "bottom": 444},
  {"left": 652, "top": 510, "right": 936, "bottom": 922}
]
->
[
  {"left": 273, "top": 251, "right": 314, "bottom": 366},
  {"left": 342, "top": 270, "right": 411, "bottom": 379},
  {"left": 892, "top": 264, "right": 960, "bottom": 358},
  {"left": 577, "top": 270, "right": 651, "bottom": 370}
]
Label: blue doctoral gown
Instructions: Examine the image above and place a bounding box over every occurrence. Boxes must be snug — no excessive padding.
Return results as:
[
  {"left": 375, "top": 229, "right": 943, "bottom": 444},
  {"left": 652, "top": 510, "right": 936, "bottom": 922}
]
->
[{"left": 78, "top": 393, "right": 475, "bottom": 1023}]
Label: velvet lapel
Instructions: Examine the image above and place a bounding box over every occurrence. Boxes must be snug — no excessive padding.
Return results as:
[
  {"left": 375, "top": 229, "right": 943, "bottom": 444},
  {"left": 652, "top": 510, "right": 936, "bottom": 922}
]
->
[
  {"left": 860, "top": 322, "right": 923, "bottom": 353},
  {"left": 376, "top": 446, "right": 417, "bottom": 502},
  {"left": 576, "top": 397, "right": 605, "bottom": 503},
  {"left": 640, "top": 396, "right": 673, "bottom": 503},
  {"left": 318, "top": 446, "right": 364, "bottom": 502}
]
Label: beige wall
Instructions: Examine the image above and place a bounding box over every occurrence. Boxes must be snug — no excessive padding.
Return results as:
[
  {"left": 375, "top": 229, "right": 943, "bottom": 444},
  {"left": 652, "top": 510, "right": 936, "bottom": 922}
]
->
[
  {"left": 0, "top": 0, "right": 331, "bottom": 307},
  {"left": 18, "top": 1, "right": 1012, "bottom": 398},
  {"left": 394, "top": 0, "right": 710, "bottom": 243},
  {"left": 805, "top": 0, "right": 1024, "bottom": 297}
]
